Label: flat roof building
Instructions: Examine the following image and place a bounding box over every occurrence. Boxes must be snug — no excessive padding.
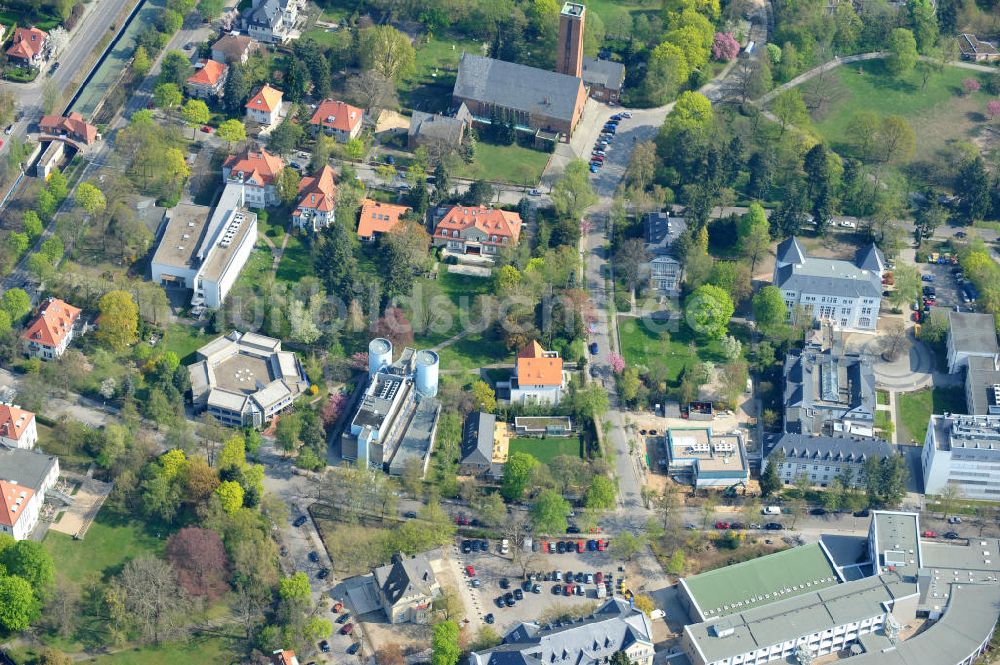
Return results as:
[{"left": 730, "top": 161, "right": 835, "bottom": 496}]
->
[
  {"left": 922, "top": 413, "right": 1000, "bottom": 499},
  {"left": 964, "top": 356, "right": 1000, "bottom": 416},
  {"left": 947, "top": 311, "right": 998, "bottom": 374},
  {"left": 188, "top": 331, "right": 308, "bottom": 428},
  {"left": 665, "top": 427, "right": 749, "bottom": 489}
]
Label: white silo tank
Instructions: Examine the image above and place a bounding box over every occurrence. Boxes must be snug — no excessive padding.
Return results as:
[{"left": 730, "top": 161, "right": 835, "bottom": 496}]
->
[
  {"left": 369, "top": 338, "right": 393, "bottom": 378},
  {"left": 415, "top": 350, "right": 440, "bottom": 397}
]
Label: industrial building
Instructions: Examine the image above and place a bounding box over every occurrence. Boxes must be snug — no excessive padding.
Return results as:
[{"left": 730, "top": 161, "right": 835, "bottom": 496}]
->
[
  {"left": 341, "top": 339, "right": 441, "bottom": 476},
  {"left": 664, "top": 427, "right": 749, "bottom": 489}
]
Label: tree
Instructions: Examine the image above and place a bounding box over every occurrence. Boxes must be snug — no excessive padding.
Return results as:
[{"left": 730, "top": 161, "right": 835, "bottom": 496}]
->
[
  {"left": 804, "top": 144, "right": 836, "bottom": 232},
  {"left": 275, "top": 167, "right": 302, "bottom": 205},
  {"left": 1, "top": 288, "right": 31, "bottom": 321},
  {"left": 0, "top": 538, "right": 54, "bottom": 591},
  {"left": 532, "top": 489, "right": 570, "bottom": 534},
  {"left": 97, "top": 290, "right": 139, "bottom": 351},
  {"left": 166, "top": 527, "right": 230, "bottom": 599},
  {"left": 610, "top": 652, "right": 632, "bottom": 665},
  {"left": 432, "top": 620, "right": 461, "bottom": 665},
  {"left": 471, "top": 380, "right": 496, "bottom": 413},
  {"left": 889, "top": 263, "right": 921, "bottom": 309},
  {"left": 585, "top": 475, "right": 617, "bottom": 510},
  {"left": 197, "top": 0, "right": 224, "bottom": 19},
  {"left": 738, "top": 202, "right": 771, "bottom": 273},
  {"left": 216, "top": 119, "right": 247, "bottom": 151},
  {"left": 937, "top": 483, "right": 964, "bottom": 520},
  {"left": 753, "top": 286, "right": 788, "bottom": 331},
  {"left": 268, "top": 117, "right": 305, "bottom": 154},
  {"left": 761, "top": 451, "right": 784, "bottom": 497},
  {"left": 152, "top": 82, "right": 182, "bottom": 110},
  {"left": 36, "top": 648, "right": 72, "bottom": 665},
  {"left": 615, "top": 531, "right": 644, "bottom": 561},
  {"left": 118, "top": 556, "right": 187, "bottom": 643},
  {"left": 132, "top": 45, "right": 152, "bottom": 78},
  {"left": 463, "top": 179, "right": 495, "bottom": 207},
  {"left": 879, "top": 320, "right": 908, "bottom": 361},
  {"left": 711, "top": 32, "right": 739, "bottom": 61},
  {"left": 962, "top": 77, "right": 981, "bottom": 95},
  {"left": 347, "top": 70, "right": 398, "bottom": 116},
  {"left": 22, "top": 210, "right": 42, "bottom": 239},
  {"left": 645, "top": 42, "right": 689, "bottom": 104},
  {"left": 357, "top": 26, "right": 416, "bottom": 82},
  {"left": 377, "top": 645, "right": 406, "bottom": 665},
  {"left": 501, "top": 451, "right": 540, "bottom": 501},
  {"left": 887, "top": 28, "right": 918, "bottom": 77},
  {"left": 685, "top": 284, "right": 734, "bottom": 339},
  {"left": 987, "top": 100, "right": 1000, "bottom": 123},
  {"left": 907, "top": 0, "right": 938, "bottom": 52},
  {"left": 633, "top": 594, "right": 656, "bottom": 616},
  {"left": 551, "top": 160, "right": 597, "bottom": 222},
  {"left": 216, "top": 480, "right": 244, "bottom": 514},
  {"left": 0, "top": 575, "right": 39, "bottom": 632},
  {"left": 956, "top": 156, "right": 991, "bottom": 224},
  {"left": 616, "top": 238, "right": 651, "bottom": 291},
  {"left": 312, "top": 221, "right": 357, "bottom": 295},
  {"left": 771, "top": 89, "right": 809, "bottom": 134},
  {"left": 876, "top": 116, "right": 915, "bottom": 164},
  {"left": 180, "top": 99, "right": 210, "bottom": 138}
]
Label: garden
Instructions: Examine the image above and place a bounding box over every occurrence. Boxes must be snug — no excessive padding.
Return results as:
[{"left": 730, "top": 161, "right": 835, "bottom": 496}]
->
[
  {"left": 507, "top": 436, "right": 583, "bottom": 464},
  {"left": 896, "top": 386, "right": 967, "bottom": 444}
]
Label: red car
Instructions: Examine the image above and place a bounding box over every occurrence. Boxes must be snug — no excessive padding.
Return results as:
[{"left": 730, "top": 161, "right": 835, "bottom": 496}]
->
[
  {"left": 564, "top": 583, "right": 575, "bottom": 596},
  {"left": 922, "top": 530, "right": 939, "bottom": 538},
  {"left": 465, "top": 565, "right": 475, "bottom": 577},
  {"left": 912, "top": 312, "right": 923, "bottom": 323},
  {"left": 591, "top": 154, "right": 605, "bottom": 162},
  {"left": 597, "top": 539, "right": 606, "bottom": 551},
  {"left": 576, "top": 540, "right": 585, "bottom": 553},
  {"left": 201, "top": 125, "right": 213, "bottom": 133},
  {"left": 595, "top": 572, "right": 604, "bottom": 584},
  {"left": 340, "top": 623, "right": 354, "bottom": 635},
  {"left": 455, "top": 514, "right": 469, "bottom": 526},
  {"left": 715, "top": 521, "right": 731, "bottom": 529}
]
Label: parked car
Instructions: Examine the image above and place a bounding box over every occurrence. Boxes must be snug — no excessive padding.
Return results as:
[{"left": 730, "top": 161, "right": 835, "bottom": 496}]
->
[
  {"left": 308, "top": 551, "right": 319, "bottom": 562},
  {"left": 563, "top": 583, "right": 575, "bottom": 596},
  {"left": 595, "top": 572, "right": 604, "bottom": 584},
  {"left": 944, "top": 531, "right": 960, "bottom": 539},
  {"left": 922, "top": 274, "right": 936, "bottom": 282},
  {"left": 922, "top": 530, "right": 938, "bottom": 538},
  {"left": 554, "top": 570, "right": 563, "bottom": 581},
  {"left": 318, "top": 568, "right": 330, "bottom": 579},
  {"left": 514, "top": 588, "right": 524, "bottom": 600},
  {"left": 621, "top": 111, "right": 632, "bottom": 118},
  {"left": 465, "top": 565, "right": 476, "bottom": 577},
  {"left": 567, "top": 524, "right": 581, "bottom": 534},
  {"left": 403, "top": 511, "right": 417, "bottom": 519},
  {"left": 337, "top": 613, "right": 351, "bottom": 624},
  {"left": 591, "top": 154, "right": 605, "bottom": 163},
  {"left": 729, "top": 522, "right": 745, "bottom": 530},
  {"left": 589, "top": 164, "right": 600, "bottom": 173},
  {"left": 810, "top": 508, "right": 827, "bottom": 516},
  {"left": 764, "top": 522, "right": 784, "bottom": 530},
  {"left": 715, "top": 521, "right": 731, "bottom": 529},
  {"left": 589, "top": 342, "right": 599, "bottom": 355},
  {"left": 485, "top": 613, "right": 495, "bottom": 624},
  {"left": 532, "top": 583, "right": 541, "bottom": 593},
  {"left": 320, "top": 640, "right": 331, "bottom": 653},
  {"left": 839, "top": 220, "right": 857, "bottom": 228},
  {"left": 556, "top": 541, "right": 566, "bottom": 554},
  {"left": 495, "top": 596, "right": 505, "bottom": 607},
  {"left": 529, "top": 188, "right": 542, "bottom": 196},
  {"left": 597, "top": 539, "right": 606, "bottom": 551},
  {"left": 201, "top": 125, "right": 213, "bottom": 133},
  {"left": 504, "top": 593, "right": 515, "bottom": 607},
  {"left": 853, "top": 509, "right": 870, "bottom": 517},
  {"left": 471, "top": 578, "right": 481, "bottom": 588},
  {"left": 347, "top": 643, "right": 360, "bottom": 655},
  {"left": 948, "top": 516, "right": 963, "bottom": 524},
  {"left": 340, "top": 623, "right": 353, "bottom": 635},
  {"left": 461, "top": 540, "right": 472, "bottom": 553}
]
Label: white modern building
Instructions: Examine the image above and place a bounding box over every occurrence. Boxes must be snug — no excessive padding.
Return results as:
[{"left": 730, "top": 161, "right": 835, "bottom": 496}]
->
[
  {"left": 946, "top": 311, "right": 999, "bottom": 374},
  {"left": 922, "top": 413, "right": 1000, "bottom": 499},
  {"left": 0, "top": 404, "right": 38, "bottom": 450},
  {"left": 188, "top": 331, "right": 309, "bottom": 428},
  {"left": 773, "top": 237, "right": 884, "bottom": 332},
  {"left": 244, "top": 0, "right": 301, "bottom": 43},
  {"left": 150, "top": 183, "right": 257, "bottom": 311},
  {"left": 0, "top": 447, "right": 60, "bottom": 540}
]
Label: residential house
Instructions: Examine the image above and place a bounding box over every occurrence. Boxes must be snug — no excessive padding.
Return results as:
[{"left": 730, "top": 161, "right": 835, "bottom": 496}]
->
[
  {"left": 357, "top": 199, "right": 411, "bottom": 242},
  {"left": 211, "top": 33, "right": 258, "bottom": 65},
  {"left": 309, "top": 99, "right": 363, "bottom": 142},
  {"left": 269, "top": 650, "right": 299, "bottom": 665},
  {"left": 643, "top": 210, "right": 687, "bottom": 297},
  {"left": 581, "top": 57, "right": 625, "bottom": 103},
  {"left": 946, "top": 311, "right": 998, "bottom": 374},
  {"left": 39, "top": 112, "right": 100, "bottom": 146},
  {"left": 959, "top": 33, "right": 1000, "bottom": 62},
  {"left": 459, "top": 411, "right": 496, "bottom": 477},
  {"left": 452, "top": 53, "right": 588, "bottom": 138},
  {"left": 244, "top": 0, "right": 300, "bottom": 43},
  {"left": 782, "top": 336, "right": 876, "bottom": 437},
  {"left": 245, "top": 84, "right": 283, "bottom": 128},
  {"left": 222, "top": 146, "right": 285, "bottom": 207},
  {"left": 431, "top": 205, "right": 523, "bottom": 258},
  {"left": 470, "top": 599, "right": 654, "bottom": 665},
  {"left": 773, "top": 237, "right": 884, "bottom": 332},
  {"left": 407, "top": 104, "right": 471, "bottom": 150},
  {"left": 765, "top": 433, "right": 894, "bottom": 488},
  {"left": 0, "top": 405, "right": 37, "bottom": 450},
  {"left": 6, "top": 26, "right": 47, "bottom": 68},
  {"left": 185, "top": 59, "right": 228, "bottom": 99},
  {"left": 499, "top": 341, "right": 567, "bottom": 405},
  {"left": 293, "top": 164, "right": 336, "bottom": 233},
  {"left": 373, "top": 552, "right": 442, "bottom": 624},
  {"left": 0, "top": 447, "right": 60, "bottom": 540},
  {"left": 21, "top": 298, "right": 80, "bottom": 360}
]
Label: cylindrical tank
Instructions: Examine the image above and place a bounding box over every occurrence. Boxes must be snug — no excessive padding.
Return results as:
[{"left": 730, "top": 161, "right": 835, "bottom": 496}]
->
[
  {"left": 414, "top": 350, "right": 440, "bottom": 397},
  {"left": 369, "top": 338, "right": 393, "bottom": 378}
]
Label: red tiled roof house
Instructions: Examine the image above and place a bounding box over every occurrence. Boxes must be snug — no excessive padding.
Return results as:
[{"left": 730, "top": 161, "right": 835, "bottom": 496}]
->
[
  {"left": 21, "top": 297, "right": 81, "bottom": 360},
  {"left": 432, "top": 205, "right": 522, "bottom": 258},
  {"left": 222, "top": 146, "right": 285, "bottom": 207},
  {"left": 506, "top": 341, "right": 567, "bottom": 405},
  {"left": 309, "top": 99, "right": 363, "bottom": 142},
  {"left": 270, "top": 649, "right": 299, "bottom": 665},
  {"left": 0, "top": 448, "right": 60, "bottom": 540},
  {"left": 245, "top": 84, "right": 283, "bottom": 128},
  {"left": 6, "top": 26, "right": 47, "bottom": 67},
  {"left": 186, "top": 59, "right": 229, "bottom": 99},
  {"left": 357, "top": 199, "right": 411, "bottom": 242},
  {"left": 0, "top": 405, "right": 37, "bottom": 450},
  {"left": 39, "top": 112, "right": 101, "bottom": 146},
  {"left": 293, "top": 164, "right": 337, "bottom": 233}
]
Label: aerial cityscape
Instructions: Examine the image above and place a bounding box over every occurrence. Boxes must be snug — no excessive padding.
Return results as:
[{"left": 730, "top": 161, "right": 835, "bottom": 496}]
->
[{"left": 0, "top": 0, "right": 999, "bottom": 664}]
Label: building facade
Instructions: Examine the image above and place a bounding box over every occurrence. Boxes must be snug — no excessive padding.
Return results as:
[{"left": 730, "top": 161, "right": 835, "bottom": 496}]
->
[
  {"left": 431, "top": 205, "right": 523, "bottom": 257},
  {"left": 357, "top": 199, "right": 411, "bottom": 242},
  {"left": 245, "top": 84, "right": 284, "bottom": 128},
  {"left": 39, "top": 112, "right": 100, "bottom": 146},
  {"left": 923, "top": 413, "right": 1000, "bottom": 499},
  {"left": 0, "top": 405, "right": 38, "bottom": 450},
  {"left": 211, "top": 34, "right": 258, "bottom": 64},
  {"left": 459, "top": 412, "right": 496, "bottom": 476},
  {"left": 293, "top": 164, "right": 336, "bottom": 233},
  {"left": 782, "top": 340, "right": 877, "bottom": 437},
  {"left": 581, "top": 57, "right": 625, "bottom": 103},
  {"left": 946, "top": 311, "right": 998, "bottom": 374},
  {"left": 765, "top": 433, "right": 894, "bottom": 488},
  {"left": 244, "top": 0, "right": 300, "bottom": 43},
  {"left": 185, "top": 59, "right": 229, "bottom": 99},
  {"left": 373, "top": 552, "right": 441, "bottom": 624},
  {"left": 556, "top": 2, "right": 585, "bottom": 77},
  {"left": 21, "top": 298, "right": 80, "bottom": 360},
  {"left": 773, "top": 237, "right": 884, "bottom": 332},
  {"left": 0, "top": 448, "right": 59, "bottom": 541},
  {"left": 6, "top": 26, "right": 47, "bottom": 67},
  {"left": 222, "top": 147, "right": 285, "bottom": 207},
  {"left": 666, "top": 427, "right": 750, "bottom": 489},
  {"left": 309, "top": 99, "right": 363, "bottom": 142},
  {"left": 497, "top": 341, "right": 567, "bottom": 405}
]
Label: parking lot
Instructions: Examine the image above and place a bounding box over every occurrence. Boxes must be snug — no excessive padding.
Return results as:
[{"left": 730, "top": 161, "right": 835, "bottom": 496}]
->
[
  {"left": 451, "top": 537, "right": 626, "bottom": 632},
  {"left": 914, "top": 260, "right": 967, "bottom": 319}
]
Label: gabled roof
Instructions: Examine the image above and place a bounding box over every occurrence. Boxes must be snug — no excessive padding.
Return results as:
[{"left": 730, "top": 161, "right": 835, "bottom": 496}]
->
[
  {"left": 959, "top": 33, "right": 999, "bottom": 57},
  {"left": 247, "top": 0, "right": 283, "bottom": 28},
  {"left": 0, "top": 405, "right": 34, "bottom": 443},
  {"left": 310, "top": 99, "right": 363, "bottom": 132},
  {"left": 7, "top": 26, "right": 47, "bottom": 60},
  {"left": 357, "top": 199, "right": 411, "bottom": 239},
  {"left": 516, "top": 341, "right": 563, "bottom": 387},
  {"left": 461, "top": 412, "right": 496, "bottom": 467},
  {"left": 211, "top": 34, "right": 257, "bottom": 62},
  {"left": 776, "top": 236, "right": 807, "bottom": 265},
  {"left": 223, "top": 147, "right": 285, "bottom": 187},
  {"left": 434, "top": 205, "right": 522, "bottom": 244},
  {"left": 187, "top": 59, "right": 228, "bottom": 86},
  {"left": 409, "top": 110, "right": 466, "bottom": 144},
  {"left": 581, "top": 57, "right": 625, "bottom": 92},
  {"left": 39, "top": 112, "right": 99, "bottom": 145},
  {"left": 373, "top": 552, "right": 438, "bottom": 606},
  {"left": 454, "top": 53, "right": 586, "bottom": 125},
  {"left": 295, "top": 165, "right": 337, "bottom": 214},
  {"left": 767, "top": 433, "right": 893, "bottom": 465},
  {"left": 269, "top": 649, "right": 299, "bottom": 665},
  {"left": 21, "top": 298, "right": 80, "bottom": 348},
  {"left": 854, "top": 243, "right": 886, "bottom": 273},
  {"left": 0, "top": 480, "right": 33, "bottom": 528},
  {"left": 246, "top": 84, "right": 283, "bottom": 114}
]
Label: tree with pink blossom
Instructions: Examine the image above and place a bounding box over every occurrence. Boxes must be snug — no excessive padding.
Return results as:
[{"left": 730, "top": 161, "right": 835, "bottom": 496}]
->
[
  {"left": 712, "top": 32, "right": 740, "bottom": 62},
  {"left": 987, "top": 100, "right": 1000, "bottom": 123},
  {"left": 609, "top": 352, "right": 625, "bottom": 374},
  {"left": 351, "top": 351, "right": 368, "bottom": 369},
  {"left": 321, "top": 392, "right": 348, "bottom": 427},
  {"left": 962, "top": 77, "right": 981, "bottom": 95}
]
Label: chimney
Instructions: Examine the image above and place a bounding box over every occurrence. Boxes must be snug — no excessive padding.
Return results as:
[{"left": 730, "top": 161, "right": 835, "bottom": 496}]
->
[{"left": 556, "top": 2, "right": 586, "bottom": 78}]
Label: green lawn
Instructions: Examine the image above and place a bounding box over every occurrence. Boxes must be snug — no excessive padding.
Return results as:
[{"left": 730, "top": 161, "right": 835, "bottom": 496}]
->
[
  {"left": 453, "top": 142, "right": 551, "bottom": 185},
  {"left": 579, "top": 0, "right": 659, "bottom": 40},
  {"left": 875, "top": 409, "right": 892, "bottom": 434},
  {"left": 44, "top": 512, "right": 163, "bottom": 581},
  {"left": 85, "top": 636, "right": 236, "bottom": 664},
  {"left": 235, "top": 246, "right": 274, "bottom": 290},
  {"left": 617, "top": 316, "right": 726, "bottom": 385},
  {"left": 0, "top": 8, "right": 62, "bottom": 30},
  {"left": 276, "top": 234, "right": 312, "bottom": 283},
  {"left": 407, "top": 271, "right": 495, "bottom": 347},
  {"left": 508, "top": 437, "right": 582, "bottom": 463},
  {"left": 804, "top": 59, "right": 992, "bottom": 164},
  {"left": 876, "top": 390, "right": 890, "bottom": 406},
  {"left": 436, "top": 334, "right": 510, "bottom": 371},
  {"left": 160, "top": 322, "right": 208, "bottom": 364},
  {"left": 896, "top": 386, "right": 967, "bottom": 444}
]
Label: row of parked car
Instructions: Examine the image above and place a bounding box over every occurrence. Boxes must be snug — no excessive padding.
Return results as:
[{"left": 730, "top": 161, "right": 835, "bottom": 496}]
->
[
  {"left": 590, "top": 112, "right": 631, "bottom": 173},
  {"left": 540, "top": 538, "right": 609, "bottom": 553},
  {"left": 714, "top": 521, "right": 785, "bottom": 530}
]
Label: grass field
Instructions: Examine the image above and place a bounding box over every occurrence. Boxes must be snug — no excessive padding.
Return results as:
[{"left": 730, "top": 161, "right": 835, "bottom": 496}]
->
[
  {"left": 617, "top": 316, "right": 726, "bottom": 384},
  {"left": 453, "top": 142, "right": 551, "bottom": 185},
  {"left": 85, "top": 636, "right": 235, "bottom": 664},
  {"left": 804, "top": 59, "right": 992, "bottom": 165},
  {"left": 44, "top": 513, "right": 162, "bottom": 581},
  {"left": 276, "top": 234, "right": 311, "bottom": 283},
  {"left": 876, "top": 390, "right": 890, "bottom": 406},
  {"left": 508, "top": 437, "right": 582, "bottom": 463},
  {"left": 407, "top": 271, "right": 495, "bottom": 347},
  {"left": 160, "top": 322, "right": 208, "bottom": 364},
  {"left": 235, "top": 246, "right": 274, "bottom": 290},
  {"left": 896, "top": 386, "right": 967, "bottom": 444},
  {"left": 436, "top": 334, "right": 510, "bottom": 371}
]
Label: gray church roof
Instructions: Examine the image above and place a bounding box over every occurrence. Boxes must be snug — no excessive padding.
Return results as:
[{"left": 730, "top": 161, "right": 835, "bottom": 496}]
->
[
  {"left": 581, "top": 57, "right": 625, "bottom": 92},
  {"left": 774, "top": 236, "right": 883, "bottom": 299},
  {"left": 470, "top": 599, "right": 653, "bottom": 665},
  {"left": 453, "top": 53, "right": 585, "bottom": 124},
  {"left": 766, "top": 433, "right": 894, "bottom": 465}
]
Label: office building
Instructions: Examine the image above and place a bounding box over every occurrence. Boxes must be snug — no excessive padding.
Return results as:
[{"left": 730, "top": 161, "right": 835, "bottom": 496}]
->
[
  {"left": 765, "top": 433, "right": 894, "bottom": 488},
  {"left": 946, "top": 311, "right": 998, "bottom": 374},
  {"left": 665, "top": 427, "right": 749, "bottom": 489},
  {"left": 922, "top": 413, "right": 1000, "bottom": 499}
]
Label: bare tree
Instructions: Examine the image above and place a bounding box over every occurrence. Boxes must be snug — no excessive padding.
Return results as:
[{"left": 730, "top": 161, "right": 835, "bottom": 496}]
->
[
  {"left": 119, "top": 556, "right": 189, "bottom": 644},
  {"left": 879, "top": 321, "right": 908, "bottom": 362},
  {"left": 347, "top": 69, "right": 398, "bottom": 116}
]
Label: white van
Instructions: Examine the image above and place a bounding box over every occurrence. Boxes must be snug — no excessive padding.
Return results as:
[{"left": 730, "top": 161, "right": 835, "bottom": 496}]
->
[{"left": 762, "top": 506, "right": 782, "bottom": 515}]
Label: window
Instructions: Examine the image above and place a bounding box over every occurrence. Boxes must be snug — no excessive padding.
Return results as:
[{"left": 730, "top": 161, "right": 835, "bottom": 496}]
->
[{"left": 859, "top": 317, "right": 871, "bottom": 328}]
